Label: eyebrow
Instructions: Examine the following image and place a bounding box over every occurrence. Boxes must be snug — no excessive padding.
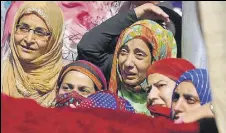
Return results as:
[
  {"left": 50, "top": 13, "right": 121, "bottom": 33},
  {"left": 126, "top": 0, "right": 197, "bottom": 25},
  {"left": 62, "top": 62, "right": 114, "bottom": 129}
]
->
[
  {"left": 62, "top": 83, "right": 93, "bottom": 89},
  {"left": 183, "top": 94, "right": 200, "bottom": 101},
  {"left": 18, "top": 22, "right": 29, "bottom": 27},
  {"left": 18, "top": 22, "right": 48, "bottom": 31},
  {"left": 152, "top": 80, "right": 167, "bottom": 86}
]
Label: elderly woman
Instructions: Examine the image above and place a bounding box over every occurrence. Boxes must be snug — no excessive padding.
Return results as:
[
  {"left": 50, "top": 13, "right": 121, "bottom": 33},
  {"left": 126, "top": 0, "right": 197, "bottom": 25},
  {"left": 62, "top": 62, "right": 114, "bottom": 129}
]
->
[
  {"left": 146, "top": 58, "right": 195, "bottom": 118},
  {"left": 77, "top": 3, "right": 177, "bottom": 115},
  {"left": 55, "top": 60, "right": 107, "bottom": 107},
  {"left": 1, "top": 1, "right": 64, "bottom": 107}
]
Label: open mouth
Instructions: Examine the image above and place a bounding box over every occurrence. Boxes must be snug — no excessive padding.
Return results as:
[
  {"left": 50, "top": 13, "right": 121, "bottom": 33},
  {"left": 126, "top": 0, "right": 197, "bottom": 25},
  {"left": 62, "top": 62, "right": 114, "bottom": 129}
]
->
[{"left": 20, "top": 45, "right": 36, "bottom": 51}]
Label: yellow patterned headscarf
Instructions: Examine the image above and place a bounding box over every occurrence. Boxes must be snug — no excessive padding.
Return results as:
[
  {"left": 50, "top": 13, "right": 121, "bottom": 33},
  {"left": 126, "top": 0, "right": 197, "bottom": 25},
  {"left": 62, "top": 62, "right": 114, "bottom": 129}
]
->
[
  {"left": 1, "top": 1, "right": 64, "bottom": 107},
  {"left": 109, "top": 20, "right": 177, "bottom": 94}
]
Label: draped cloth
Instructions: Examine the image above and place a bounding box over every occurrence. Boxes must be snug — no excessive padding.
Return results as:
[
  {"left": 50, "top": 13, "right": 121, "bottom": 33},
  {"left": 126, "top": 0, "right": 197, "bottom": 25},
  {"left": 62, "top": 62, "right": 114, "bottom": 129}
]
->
[
  {"left": 2, "top": 94, "right": 200, "bottom": 133},
  {"left": 1, "top": 1, "right": 64, "bottom": 107}
]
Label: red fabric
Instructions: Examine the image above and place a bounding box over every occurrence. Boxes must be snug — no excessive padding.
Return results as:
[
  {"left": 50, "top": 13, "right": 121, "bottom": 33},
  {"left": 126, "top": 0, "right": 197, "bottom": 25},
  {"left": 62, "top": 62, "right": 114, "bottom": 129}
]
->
[
  {"left": 55, "top": 91, "right": 87, "bottom": 108},
  {"left": 148, "top": 105, "right": 171, "bottom": 119},
  {"left": 147, "top": 58, "right": 196, "bottom": 81},
  {"left": 2, "top": 94, "right": 200, "bottom": 133}
]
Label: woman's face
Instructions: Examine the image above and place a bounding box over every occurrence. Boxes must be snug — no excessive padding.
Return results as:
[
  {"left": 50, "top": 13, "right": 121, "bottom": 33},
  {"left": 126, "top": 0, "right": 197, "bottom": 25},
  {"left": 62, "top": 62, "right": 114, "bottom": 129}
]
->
[
  {"left": 14, "top": 14, "right": 50, "bottom": 62},
  {"left": 58, "top": 71, "right": 96, "bottom": 98},
  {"left": 147, "top": 73, "right": 176, "bottom": 108},
  {"left": 118, "top": 38, "right": 152, "bottom": 86},
  {"left": 171, "top": 81, "right": 201, "bottom": 120}
]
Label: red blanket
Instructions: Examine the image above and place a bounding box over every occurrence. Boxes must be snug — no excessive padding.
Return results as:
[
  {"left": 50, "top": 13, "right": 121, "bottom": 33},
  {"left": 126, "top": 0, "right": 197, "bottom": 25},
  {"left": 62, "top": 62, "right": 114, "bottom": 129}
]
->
[{"left": 1, "top": 94, "right": 200, "bottom": 133}]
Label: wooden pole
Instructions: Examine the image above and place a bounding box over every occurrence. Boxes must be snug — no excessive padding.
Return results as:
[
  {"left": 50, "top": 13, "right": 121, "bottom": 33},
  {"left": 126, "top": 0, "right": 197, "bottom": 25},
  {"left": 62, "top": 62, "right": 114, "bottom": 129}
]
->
[{"left": 197, "top": 2, "right": 226, "bottom": 133}]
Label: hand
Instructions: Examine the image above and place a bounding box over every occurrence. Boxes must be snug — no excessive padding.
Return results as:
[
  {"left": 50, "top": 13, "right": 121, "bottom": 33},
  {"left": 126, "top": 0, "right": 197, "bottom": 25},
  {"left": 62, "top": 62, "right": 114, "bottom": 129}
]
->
[
  {"left": 131, "top": 1, "right": 159, "bottom": 7},
  {"left": 174, "top": 103, "right": 215, "bottom": 123},
  {"left": 134, "top": 3, "right": 170, "bottom": 23}
]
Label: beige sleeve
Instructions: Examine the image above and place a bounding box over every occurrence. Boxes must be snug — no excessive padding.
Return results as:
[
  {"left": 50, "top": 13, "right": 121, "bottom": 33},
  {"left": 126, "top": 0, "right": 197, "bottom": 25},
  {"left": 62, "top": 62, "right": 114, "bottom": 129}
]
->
[{"left": 198, "top": 2, "right": 226, "bottom": 133}]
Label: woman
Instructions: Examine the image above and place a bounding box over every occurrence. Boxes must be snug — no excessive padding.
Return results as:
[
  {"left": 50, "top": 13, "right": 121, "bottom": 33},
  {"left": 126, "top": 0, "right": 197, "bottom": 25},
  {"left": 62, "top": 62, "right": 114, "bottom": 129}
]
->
[
  {"left": 1, "top": 1, "right": 64, "bottom": 107},
  {"left": 171, "top": 68, "right": 214, "bottom": 123},
  {"left": 108, "top": 20, "right": 177, "bottom": 115},
  {"left": 55, "top": 60, "right": 107, "bottom": 107},
  {"left": 146, "top": 58, "right": 196, "bottom": 118},
  {"left": 171, "top": 69, "right": 214, "bottom": 123},
  {"left": 77, "top": 3, "right": 177, "bottom": 115}
]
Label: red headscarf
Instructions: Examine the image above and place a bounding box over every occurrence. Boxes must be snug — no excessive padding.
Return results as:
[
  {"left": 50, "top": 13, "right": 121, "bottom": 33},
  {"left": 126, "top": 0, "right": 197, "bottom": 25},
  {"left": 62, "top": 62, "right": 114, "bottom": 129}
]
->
[
  {"left": 147, "top": 58, "right": 195, "bottom": 81},
  {"left": 146, "top": 58, "right": 195, "bottom": 118}
]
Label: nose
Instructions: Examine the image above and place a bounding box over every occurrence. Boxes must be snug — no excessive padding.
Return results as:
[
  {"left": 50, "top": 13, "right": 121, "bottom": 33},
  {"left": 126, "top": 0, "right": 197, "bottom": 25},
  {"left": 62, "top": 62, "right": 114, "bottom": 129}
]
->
[
  {"left": 24, "top": 30, "right": 35, "bottom": 44},
  {"left": 124, "top": 53, "right": 134, "bottom": 68},
  {"left": 173, "top": 98, "right": 184, "bottom": 114},
  {"left": 147, "top": 85, "right": 159, "bottom": 105}
]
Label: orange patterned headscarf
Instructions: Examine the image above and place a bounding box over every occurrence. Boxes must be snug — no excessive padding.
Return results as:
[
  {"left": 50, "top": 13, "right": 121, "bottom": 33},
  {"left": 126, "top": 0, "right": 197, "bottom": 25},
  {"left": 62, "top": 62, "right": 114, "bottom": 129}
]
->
[{"left": 109, "top": 20, "right": 177, "bottom": 94}]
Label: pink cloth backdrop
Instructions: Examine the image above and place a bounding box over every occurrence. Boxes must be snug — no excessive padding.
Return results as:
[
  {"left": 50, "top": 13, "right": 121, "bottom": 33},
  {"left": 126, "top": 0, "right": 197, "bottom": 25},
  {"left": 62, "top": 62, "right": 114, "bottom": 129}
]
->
[{"left": 1, "top": 1, "right": 123, "bottom": 65}]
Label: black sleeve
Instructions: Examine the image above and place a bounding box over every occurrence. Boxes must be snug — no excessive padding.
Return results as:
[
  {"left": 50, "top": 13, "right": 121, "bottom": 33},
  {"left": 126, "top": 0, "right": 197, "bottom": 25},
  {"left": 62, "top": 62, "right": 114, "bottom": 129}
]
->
[
  {"left": 199, "top": 118, "right": 219, "bottom": 133},
  {"left": 77, "top": 10, "right": 138, "bottom": 83}
]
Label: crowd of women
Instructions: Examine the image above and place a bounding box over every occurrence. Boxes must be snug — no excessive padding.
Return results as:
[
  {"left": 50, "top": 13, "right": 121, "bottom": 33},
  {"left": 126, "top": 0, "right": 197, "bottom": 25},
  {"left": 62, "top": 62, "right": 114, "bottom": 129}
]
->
[{"left": 1, "top": 1, "right": 218, "bottom": 133}]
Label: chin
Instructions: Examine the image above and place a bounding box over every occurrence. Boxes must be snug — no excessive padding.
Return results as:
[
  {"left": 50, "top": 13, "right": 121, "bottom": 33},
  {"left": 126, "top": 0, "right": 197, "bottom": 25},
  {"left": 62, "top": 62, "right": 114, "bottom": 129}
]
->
[
  {"left": 17, "top": 54, "right": 35, "bottom": 62},
  {"left": 123, "top": 78, "right": 139, "bottom": 86}
]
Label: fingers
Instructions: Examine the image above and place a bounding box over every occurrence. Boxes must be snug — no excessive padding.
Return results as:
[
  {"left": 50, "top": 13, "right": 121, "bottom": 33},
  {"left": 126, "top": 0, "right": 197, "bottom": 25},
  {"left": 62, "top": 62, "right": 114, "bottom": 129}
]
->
[
  {"left": 69, "top": 104, "right": 76, "bottom": 108},
  {"left": 150, "top": 4, "right": 170, "bottom": 23},
  {"left": 136, "top": 3, "right": 170, "bottom": 23}
]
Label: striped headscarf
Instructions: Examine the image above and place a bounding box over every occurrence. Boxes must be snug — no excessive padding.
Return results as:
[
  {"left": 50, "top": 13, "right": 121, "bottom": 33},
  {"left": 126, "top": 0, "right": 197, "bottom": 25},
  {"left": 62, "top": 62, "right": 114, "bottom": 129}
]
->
[
  {"left": 174, "top": 69, "right": 212, "bottom": 105},
  {"left": 109, "top": 19, "right": 177, "bottom": 93}
]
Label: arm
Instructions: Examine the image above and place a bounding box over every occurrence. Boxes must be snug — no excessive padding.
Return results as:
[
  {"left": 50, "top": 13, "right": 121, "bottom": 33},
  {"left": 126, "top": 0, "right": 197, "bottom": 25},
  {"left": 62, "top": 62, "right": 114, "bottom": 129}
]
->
[
  {"left": 77, "top": 10, "right": 138, "bottom": 82},
  {"left": 77, "top": 3, "right": 170, "bottom": 82}
]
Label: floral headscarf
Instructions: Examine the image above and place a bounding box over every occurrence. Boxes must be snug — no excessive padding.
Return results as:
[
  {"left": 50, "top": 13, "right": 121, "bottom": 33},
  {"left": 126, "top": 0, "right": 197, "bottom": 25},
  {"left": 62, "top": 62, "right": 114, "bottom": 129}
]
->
[{"left": 109, "top": 19, "right": 177, "bottom": 94}]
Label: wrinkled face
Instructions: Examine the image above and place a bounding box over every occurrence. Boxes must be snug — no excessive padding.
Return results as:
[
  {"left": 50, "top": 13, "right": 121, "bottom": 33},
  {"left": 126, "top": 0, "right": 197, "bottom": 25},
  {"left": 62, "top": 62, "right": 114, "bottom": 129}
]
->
[
  {"left": 118, "top": 38, "right": 152, "bottom": 86},
  {"left": 171, "top": 81, "right": 201, "bottom": 120},
  {"left": 58, "top": 71, "right": 96, "bottom": 98},
  {"left": 147, "top": 73, "right": 176, "bottom": 108},
  {"left": 14, "top": 14, "right": 50, "bottom": 62}
]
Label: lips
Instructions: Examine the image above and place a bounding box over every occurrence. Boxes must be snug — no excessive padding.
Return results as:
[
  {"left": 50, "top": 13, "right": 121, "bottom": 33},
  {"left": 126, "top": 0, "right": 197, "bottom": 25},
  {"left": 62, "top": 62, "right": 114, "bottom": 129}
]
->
[
  {"left": 20, "top": 45, "right": 36, "bottom": 51},
  {"left": 123, "top": 70, "right": 136, "bottom": 76}
]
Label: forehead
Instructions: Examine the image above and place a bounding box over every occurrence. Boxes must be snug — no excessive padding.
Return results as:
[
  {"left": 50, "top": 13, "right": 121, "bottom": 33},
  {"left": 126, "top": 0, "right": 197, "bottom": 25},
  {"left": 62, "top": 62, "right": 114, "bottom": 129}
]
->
[
  {"left": 148, "top": 73, "right": 173, "bottom": 84},
  {"left": 18, "top": 14, "right": 48, "bottom": 29},
  {"left": 124, "top": 38, "right": 150, "bottom": 52},
  {"left": 62, "top": 71, "right": 94, "bottom": 87},
  {"left": 175, "top": 81, "right": 198, "bottom": 95}
]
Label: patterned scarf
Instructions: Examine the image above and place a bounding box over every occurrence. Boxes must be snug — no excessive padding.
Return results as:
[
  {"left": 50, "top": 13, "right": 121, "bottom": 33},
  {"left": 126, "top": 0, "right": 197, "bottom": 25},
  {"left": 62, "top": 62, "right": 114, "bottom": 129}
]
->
[
  {"left": 109, "top": 19, "right": 177, "bottom": 94},
  {"left": 78, "top": 91, "right": 135, "bottom": 113},
  {"left": 55, "top": 60, "right": 107, "bottom": 107}
]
